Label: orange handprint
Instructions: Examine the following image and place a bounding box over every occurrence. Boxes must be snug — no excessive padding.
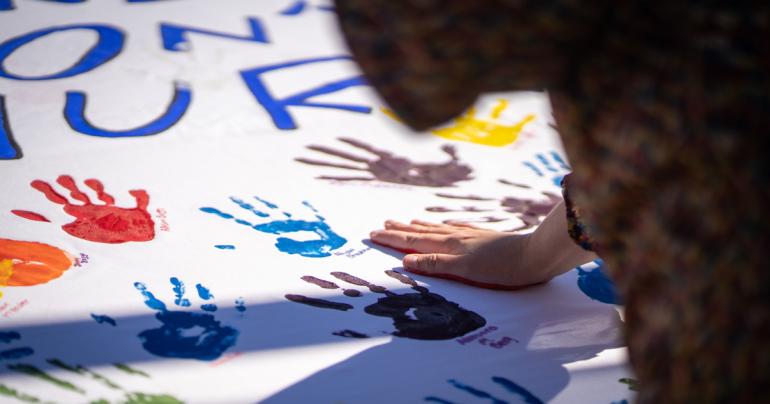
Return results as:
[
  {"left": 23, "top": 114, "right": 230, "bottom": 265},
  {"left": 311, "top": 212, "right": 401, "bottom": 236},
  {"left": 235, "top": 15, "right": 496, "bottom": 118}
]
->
[
  {"left": 0, "top": 238, "right": 73, "bottom": 287},
  {"left": 14, "top": 175, "right": 155, "bottom": 244}
]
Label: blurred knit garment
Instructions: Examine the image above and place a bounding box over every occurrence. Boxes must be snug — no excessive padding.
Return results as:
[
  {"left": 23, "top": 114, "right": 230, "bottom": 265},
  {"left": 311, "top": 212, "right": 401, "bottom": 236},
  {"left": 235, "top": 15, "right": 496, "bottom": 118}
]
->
[{"left": 335, "top": 1, "right": 770, "bottom": 402}]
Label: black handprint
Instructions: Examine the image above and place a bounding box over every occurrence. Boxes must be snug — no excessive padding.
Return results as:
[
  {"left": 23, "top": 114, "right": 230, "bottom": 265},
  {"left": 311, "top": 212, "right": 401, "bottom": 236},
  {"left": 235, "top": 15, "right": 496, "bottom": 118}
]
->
[
  {"left": 296, "top": 137, "right": 473, "bottom": 187},
  {"left": 286, "top": 270, "right": 486, "bottom": 340}
]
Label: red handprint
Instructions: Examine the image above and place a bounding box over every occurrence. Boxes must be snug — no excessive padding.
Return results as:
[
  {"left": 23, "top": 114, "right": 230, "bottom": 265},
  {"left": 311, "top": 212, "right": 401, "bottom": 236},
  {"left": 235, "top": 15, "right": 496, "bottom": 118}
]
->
[{"left": 16, "top": 175, "right": 155, "bottom": 244}]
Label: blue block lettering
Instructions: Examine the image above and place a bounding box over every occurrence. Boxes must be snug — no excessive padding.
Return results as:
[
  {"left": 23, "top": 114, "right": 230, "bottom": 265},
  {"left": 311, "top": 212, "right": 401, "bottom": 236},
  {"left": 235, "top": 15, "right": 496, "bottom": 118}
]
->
[
  {"left": 160, "top": 16, "right": 269, "bottom": 52},
  {"left": 0, "top": 24, "right": 124, "bottom": 80},
  {"left": 240, "top": 56, "right": 370, "bottom": 130},
  {"left": 64, "top": 82, "right": 192, "bottom": 138}
]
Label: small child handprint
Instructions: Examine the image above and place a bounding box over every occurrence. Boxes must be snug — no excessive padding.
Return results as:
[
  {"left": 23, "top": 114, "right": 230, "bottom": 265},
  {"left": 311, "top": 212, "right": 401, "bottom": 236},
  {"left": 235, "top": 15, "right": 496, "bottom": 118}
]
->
[
  {"left": 13, "top": 175, "right": 155, "bottom": 244},
  {"left": 295, "top": 137, "right": 473, "bottom": 187},
  {"left": 286, "top": 270, "right": 486, "bottom": 340},
  {"left": 134, "top": 278, "right": 242, "bottom": 361},
  {"left": 200, "top": 196, "right": 347, "bottom": 258},
  {"left": 523, "top": 151, "right": 571, "bottom": 187}
]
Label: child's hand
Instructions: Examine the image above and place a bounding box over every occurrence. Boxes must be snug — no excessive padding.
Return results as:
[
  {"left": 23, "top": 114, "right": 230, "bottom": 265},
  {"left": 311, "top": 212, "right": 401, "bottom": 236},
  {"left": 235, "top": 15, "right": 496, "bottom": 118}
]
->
[
  {"left": 370, "top": 220, "right": 540, "bottom": 290},
  {"left": 369, "top": 200, "right": 597, "bottom": 290}
]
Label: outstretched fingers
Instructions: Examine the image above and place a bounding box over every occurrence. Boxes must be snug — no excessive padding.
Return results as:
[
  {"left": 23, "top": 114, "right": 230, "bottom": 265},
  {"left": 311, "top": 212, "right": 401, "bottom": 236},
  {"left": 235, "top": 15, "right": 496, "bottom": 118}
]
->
[
  {"left": 413, "top": 219, "right": 483, "bottom": 231},
  {"left": 129, "top": 190, "right": 150, "bottom": 210},
  {"left": 294, "top": 157, "right": 368, "bottom": 172},
  {"left": 84, "top": 179, "right": 115, "bottom": 205},
  {"left": 384, "top": 269, "right": 428, "bottom": 293},
  {"left": 57, "top": 175, "right": 91, "bottom": 204},
  {"left": 134, "top": 282, "right": 167, "bottom": 312},
  {"left": 306, "top": 144, "right": 370, "bottom": 163},
  {"left": 403, "top": 253, "right": 465, "bottom": 277},
  {"left": 383, "top": 220, "right": 457, "bottom": 235},
  {"left": 30, "top": 180, "right": 69, "bottom": 205},
  {"left": 369, "top": 229, "right": 457, "bottom": 254},
  {"left": 337, "top": 137, "right": 391, "bottom": 158},
  {"left": 440, "top": 144, "right": 459, "bottom": 161}
]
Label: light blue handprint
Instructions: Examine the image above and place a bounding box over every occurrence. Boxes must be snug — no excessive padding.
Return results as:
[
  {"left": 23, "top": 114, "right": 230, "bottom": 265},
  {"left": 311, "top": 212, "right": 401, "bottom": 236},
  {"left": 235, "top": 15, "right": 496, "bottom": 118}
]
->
[
  {"left": 522, "top": 151, "right": 571, "bottom": 187},
  {"left": 576, "top": 259, "right": 622, "bottom": 305},
  {"left": 425, "top": 376, "right": 544, "bottom": 404},
  {"left": 200, "top": 196, "right": 347, "bottom": 258},
  {"left": 133, "top": 278, "right": 243, "bottom": 361}
]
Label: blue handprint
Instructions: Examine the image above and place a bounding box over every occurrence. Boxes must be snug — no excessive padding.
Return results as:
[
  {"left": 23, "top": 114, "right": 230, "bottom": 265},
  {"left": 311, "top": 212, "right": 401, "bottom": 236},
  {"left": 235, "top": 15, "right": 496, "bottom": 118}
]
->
[
  {"left": 576, "top": 259, "right": 622, "bottom": 305},
  {"left": 0, "top": 331, "right": 33, "bottom": 361},
  {"left": 279, "top": 0, "right": 335, "bottom": 15},
  {"left": 200, "top": 196, "right": 347, "bottom": 258},
  {"left": 134, "top": 278, "right": 243, "bottom": 361},
  {"left": 522, "top": 151, "right": 571, "bottom": 187},
  {"left": 425, "top": 376, "right": 544, "bottom": 404}
]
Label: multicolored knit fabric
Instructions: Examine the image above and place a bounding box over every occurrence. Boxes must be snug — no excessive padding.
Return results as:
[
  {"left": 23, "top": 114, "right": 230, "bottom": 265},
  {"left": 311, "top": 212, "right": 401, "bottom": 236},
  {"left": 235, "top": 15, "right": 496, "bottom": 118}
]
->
[
  {"left": 561, "top": 175, "right": 594, "bottom": 251},
  {"left": 335, "top": 1, "right": 770, "bottom": 402}
]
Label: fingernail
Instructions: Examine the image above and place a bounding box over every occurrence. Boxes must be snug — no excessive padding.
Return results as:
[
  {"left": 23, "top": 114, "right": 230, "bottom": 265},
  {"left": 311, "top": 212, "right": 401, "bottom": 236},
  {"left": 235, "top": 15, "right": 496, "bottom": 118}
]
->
[
  {"left": 369, "top": 231, "right": 381, "bottom": 239},
  {"left": 403, "top": 255, "right": 417, "bottom": 268}
]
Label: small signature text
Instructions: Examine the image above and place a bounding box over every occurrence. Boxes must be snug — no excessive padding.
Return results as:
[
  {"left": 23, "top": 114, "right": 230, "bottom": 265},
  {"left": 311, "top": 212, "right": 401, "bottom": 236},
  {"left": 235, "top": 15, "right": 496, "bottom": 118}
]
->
[
  {"left": 156, "top": 208, "right": 170, "bottom": 232},
  {"left": 1, "top": 299, "right": 29, "bottom": 317},
  {"left": 456, "top": 325, "right": 518, "bottom": 349},
  {"left": 74, "top": 253, "right": 90, "bottom": 267},
  {"left": 333, "top": 247, "right": 372, "bottom": 258}
]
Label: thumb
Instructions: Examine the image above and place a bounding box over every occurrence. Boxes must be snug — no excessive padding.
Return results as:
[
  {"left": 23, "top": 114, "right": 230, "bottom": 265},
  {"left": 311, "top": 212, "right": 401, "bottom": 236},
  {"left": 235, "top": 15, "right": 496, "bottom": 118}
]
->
[{"left": 403, "top": 253, "right": 464, "bottom": 275}]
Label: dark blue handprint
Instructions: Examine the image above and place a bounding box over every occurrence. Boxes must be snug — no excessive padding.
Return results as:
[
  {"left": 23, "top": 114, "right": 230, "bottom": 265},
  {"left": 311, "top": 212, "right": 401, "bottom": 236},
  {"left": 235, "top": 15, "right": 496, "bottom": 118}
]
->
[
  {"left": 576, "top": 259, "right": 622, "bottom": 305},
  {"left": 0, "top": 331, "right": 33, "bottom": 361},
  {"left": 425, "top": 376, "right": 544, "bottom": 404},
  {"left": 522, "top": 151, "right": 571, "bottom": 187},
  {"left": 200, "top": 196, "right": 347, "bottom": 258},
  {"left": 134, "top": 278, "right": 243, "bottom": 361}
]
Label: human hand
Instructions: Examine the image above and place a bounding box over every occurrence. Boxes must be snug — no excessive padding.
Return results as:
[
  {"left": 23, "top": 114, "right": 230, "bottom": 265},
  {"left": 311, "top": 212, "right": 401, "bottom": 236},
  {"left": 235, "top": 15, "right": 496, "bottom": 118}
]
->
[
  {"left": 369, "top": 220, "right": 544, "bottom": 290},
  {"left": 371, "top": 201, "right": 598, "bottom": 291}
]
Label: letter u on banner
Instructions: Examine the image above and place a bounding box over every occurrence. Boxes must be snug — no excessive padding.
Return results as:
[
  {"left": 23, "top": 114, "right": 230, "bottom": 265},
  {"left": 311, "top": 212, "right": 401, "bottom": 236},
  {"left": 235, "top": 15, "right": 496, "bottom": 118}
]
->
[{"left": 64, "top": 82, "right": 192, "bottom": 138}]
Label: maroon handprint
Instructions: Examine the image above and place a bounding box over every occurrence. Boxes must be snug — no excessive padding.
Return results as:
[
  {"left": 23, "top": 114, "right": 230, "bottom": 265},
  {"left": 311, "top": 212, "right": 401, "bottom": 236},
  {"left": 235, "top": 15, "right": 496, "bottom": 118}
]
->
[
  {"left": 426, "top": 183, "right": 562, "bottom": 232},
  {"left": 14, "top": 175, "right": 155, "bottom": 244},
  {"left": 296, "top": 137, "right": 473, "bottom": 187}
]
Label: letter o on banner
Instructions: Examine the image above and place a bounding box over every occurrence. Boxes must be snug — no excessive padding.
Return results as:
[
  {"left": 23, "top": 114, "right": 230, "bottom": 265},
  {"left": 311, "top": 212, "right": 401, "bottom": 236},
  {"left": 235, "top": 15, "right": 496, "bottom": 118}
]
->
[{"left": 0, "top": 24, "right": 124, "bottom": 80}]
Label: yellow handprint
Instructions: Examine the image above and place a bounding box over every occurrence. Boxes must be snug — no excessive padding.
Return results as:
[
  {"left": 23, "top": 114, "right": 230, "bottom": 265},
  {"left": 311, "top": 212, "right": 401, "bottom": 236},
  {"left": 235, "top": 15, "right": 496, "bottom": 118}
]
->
[{"left": 383, "top": 99, "right": 535, "bottom": 147}]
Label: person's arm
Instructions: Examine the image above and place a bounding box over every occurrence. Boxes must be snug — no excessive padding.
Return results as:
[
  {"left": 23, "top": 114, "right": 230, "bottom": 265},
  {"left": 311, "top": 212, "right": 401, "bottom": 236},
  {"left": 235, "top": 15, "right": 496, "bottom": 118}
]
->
[{"left": 369, "top": 200, "right": 597, "bottom": 290}]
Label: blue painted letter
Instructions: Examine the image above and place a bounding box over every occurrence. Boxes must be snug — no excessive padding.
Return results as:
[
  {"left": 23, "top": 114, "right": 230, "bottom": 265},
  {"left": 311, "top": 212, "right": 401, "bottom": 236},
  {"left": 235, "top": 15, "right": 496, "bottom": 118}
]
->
[
  {"left": 0, "top": 95, "right": 21, "bottom": 159},
  {"left": 240, "top": 56, "right": 370, "bottom": 130},
  {"left": 0, "top": 24, "right": 124, "bottom": 80},
  {"left": 64, "top": 81, "right": 191, "bottom": 138},
  {"left": 160, "top": 16, "right": 269, "bottom": 52}
]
